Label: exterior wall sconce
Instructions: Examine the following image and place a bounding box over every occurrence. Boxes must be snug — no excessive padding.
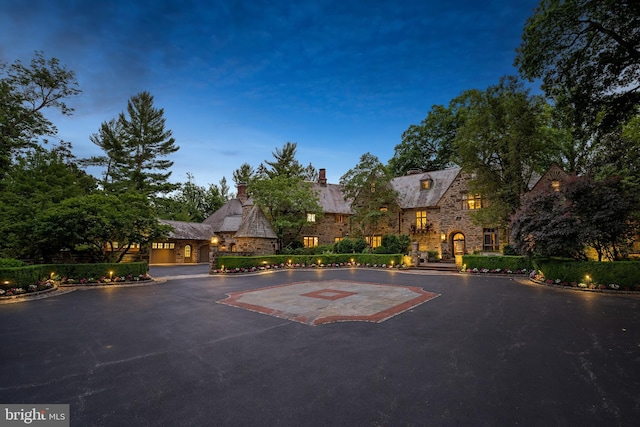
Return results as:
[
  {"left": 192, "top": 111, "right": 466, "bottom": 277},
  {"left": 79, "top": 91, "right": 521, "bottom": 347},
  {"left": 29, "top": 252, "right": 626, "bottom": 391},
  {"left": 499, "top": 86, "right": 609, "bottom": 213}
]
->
[
  {"left": 441, "top": 233, "right": 447, "bottom": 242},
  {"left": 211, "top": 236, "right": 219, "bottom": 245}
]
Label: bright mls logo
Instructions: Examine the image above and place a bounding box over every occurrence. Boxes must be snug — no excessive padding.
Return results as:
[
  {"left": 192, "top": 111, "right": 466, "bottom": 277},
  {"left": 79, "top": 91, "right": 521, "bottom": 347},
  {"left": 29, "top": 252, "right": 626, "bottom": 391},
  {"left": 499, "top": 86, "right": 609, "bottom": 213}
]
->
[{"left": 1, "top": 405, "right": 69, "bottom": 427}]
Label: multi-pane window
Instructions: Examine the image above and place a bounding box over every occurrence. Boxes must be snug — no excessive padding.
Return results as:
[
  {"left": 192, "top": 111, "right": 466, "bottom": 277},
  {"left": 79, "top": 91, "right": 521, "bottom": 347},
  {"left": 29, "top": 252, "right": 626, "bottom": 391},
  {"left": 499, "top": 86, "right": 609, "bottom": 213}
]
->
[
  {"left": 303, "top": 236, "right": 319, "bottom": 248},
  {"left": 551, "top": 180, "right": 561, "bottom": 192},
  {"left": 335, "top": 214, "right": 344, "bottom": 223},
  {"left": 420, "top": 179, "right": 432, "bottom": 190},
  {"left": 462, "top": 193, "right": 484, "bottom": 210},
  {"left": 307, "top": 213, "right": 316, "bottom": 223},
  {"left": 367, "top": 235, "right": 382, "bottom": 248},
  {"left": 152, "top": 242, "right": 175, "bottom": 249},
  {"left": 416, "top": 211, "right": 428, "bottom": 229},
  {"left": 334, "top": 237, "right": 343, "bottom": 243},
  {"left": 184, "top": 244, "right": 191, "bottom": 258},
  {"left": 483, "top": 228, "right": 499, "bottom": 251}
]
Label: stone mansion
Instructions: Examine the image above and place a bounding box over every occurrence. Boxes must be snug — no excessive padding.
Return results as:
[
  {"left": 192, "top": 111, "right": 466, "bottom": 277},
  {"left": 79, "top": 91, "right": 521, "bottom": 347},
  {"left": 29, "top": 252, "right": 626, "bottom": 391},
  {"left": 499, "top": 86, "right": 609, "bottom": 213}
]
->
[{"left": 145, "top": 165, "right": 569, "bottom": 264}]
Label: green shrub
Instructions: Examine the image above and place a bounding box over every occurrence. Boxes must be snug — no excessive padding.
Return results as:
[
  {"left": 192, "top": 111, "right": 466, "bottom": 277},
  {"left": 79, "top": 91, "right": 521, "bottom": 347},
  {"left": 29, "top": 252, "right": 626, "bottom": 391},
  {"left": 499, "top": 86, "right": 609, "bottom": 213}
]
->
[
  {"left": 0, "top": 258, "right": 26, "bottom": 268},
  {"left": 381, "top": 234, "right": 411, "bottom": 254},
  {"left": 334, "top": 238, "right": 367, "bottom": 254},
  {"left": 462, "top": 255, "right": 533, "bottom": 271},
  {"left": 533, "top": 258, "right": 640, "bottom": 288},
  {"left": 502, "top": 245, "right": 518, "bottom": 256},
  {"left": 0, "top": 262, "right": 148, "bottom": 290},
  {"left": 217, "top": 254, "right": 404, "bottom": 270}
]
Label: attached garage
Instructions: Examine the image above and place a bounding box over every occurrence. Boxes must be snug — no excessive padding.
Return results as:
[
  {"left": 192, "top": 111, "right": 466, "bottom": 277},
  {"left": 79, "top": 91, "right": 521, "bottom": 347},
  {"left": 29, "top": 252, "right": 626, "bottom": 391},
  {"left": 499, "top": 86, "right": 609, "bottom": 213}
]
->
[{"left": 149, "top": 220, "right": 214, "bottom": 265}]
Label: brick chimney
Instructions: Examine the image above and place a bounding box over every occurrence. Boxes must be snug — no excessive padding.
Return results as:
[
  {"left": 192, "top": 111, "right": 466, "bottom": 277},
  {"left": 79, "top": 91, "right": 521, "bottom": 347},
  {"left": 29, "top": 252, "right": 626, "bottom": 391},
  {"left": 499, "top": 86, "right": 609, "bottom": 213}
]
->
[
  {"left": 318, "top": 168, "right": 327, "bottom": 186},
  {"left": 237, "top": 182, "right": 248, "bottom": 203}
]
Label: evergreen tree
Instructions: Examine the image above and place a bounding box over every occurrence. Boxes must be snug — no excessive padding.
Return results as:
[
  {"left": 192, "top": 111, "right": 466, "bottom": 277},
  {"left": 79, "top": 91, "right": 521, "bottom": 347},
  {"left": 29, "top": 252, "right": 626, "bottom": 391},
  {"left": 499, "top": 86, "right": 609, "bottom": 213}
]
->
[{"left": 93, "top": 91, "right": 179, "bottom": 198}]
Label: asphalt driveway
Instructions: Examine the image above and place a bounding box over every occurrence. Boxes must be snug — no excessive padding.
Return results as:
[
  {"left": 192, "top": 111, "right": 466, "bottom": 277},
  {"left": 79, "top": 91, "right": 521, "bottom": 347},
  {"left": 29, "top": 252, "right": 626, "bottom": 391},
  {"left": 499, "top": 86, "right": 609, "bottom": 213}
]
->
[{"left": 1, "top": 269, "right": 639, "bottom": 426}]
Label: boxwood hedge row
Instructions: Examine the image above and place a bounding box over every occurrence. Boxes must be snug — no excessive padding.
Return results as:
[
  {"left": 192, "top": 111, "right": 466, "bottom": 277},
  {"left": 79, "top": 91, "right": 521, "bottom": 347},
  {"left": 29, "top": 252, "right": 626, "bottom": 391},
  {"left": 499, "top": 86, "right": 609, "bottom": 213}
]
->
[
  {"left": 217, "top": 254, "right": 404, "bottom": 270},
  {"left": 1, "top": 262, "right": 148, "bottom": 289}
]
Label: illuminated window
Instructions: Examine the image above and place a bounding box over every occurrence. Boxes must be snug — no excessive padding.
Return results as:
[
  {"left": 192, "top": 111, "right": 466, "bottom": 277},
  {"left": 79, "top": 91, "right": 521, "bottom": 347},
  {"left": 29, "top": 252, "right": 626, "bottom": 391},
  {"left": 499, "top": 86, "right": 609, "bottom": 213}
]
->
[
  {"left": 462, "top": 193, "right": 484, "bottom": 210},
  {"left": 551, "top": 180, "right": 561, "bottom": 192},
  {"left": 416, "top": 211, "right": 428, "bottom": 229},
  {"left": 367, "top": 235, "right": 382, "bottom": 248},
  {"left": 420, "top": 179, "right": 432, "bottom": 190},
  {"left": 483, "top": 228, "right": 499, "bottom": 251},
  {"left": 334, "top": 237, "right": 343, "bottom": 243},
  {"left": 379, "top": 206, "right": 388, "bottom": 212},
  {"left": 335, "top": 214, "right": 344, "bottom": 223},
  {"left": 184, "top": 244, "right": 191, "bottom": 258},
  {"left": 303, "top": 236, "right": 319, "bottom": 248},
  {"left": 112, "top": 241, "right": 119, "bottom": 249},
  {"left": 307, "top": 213, "right": 316, "bottom": 223},
  {"left": 152, "top": 242, "right": 175, "bottom": 249}
]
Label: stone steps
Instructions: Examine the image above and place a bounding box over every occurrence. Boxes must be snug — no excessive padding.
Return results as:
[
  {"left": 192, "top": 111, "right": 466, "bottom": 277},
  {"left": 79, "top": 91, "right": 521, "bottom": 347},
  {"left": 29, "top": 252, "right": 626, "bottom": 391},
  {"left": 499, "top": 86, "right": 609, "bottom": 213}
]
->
[{"left": 411, "top": 263, "right": 459, "bottom": 272}]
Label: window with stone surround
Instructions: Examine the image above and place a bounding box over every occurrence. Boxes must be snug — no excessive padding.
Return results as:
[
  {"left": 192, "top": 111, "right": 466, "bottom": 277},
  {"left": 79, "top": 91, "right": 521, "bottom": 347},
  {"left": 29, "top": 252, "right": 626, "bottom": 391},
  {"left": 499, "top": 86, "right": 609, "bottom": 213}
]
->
[
  {"left": 335, "top": 214, "right": 344, "bottom": 223},
  {"left": 416, "top": 210, "right": 428, "bottom": 229},
  {"left": 307, "top": 213, "right": 316, "bottom": 222},
  {"left": 303, "top": 236, "right": 319, "bottom": 248},
  {"left": 483, "top": 228, "right": 499, "bottom": 251},
  {"left": 420, "top": 179, "right": 432, "bottom": 190},
  {"left": 462, "top": 193, "right": 484, "bottom": 210}
]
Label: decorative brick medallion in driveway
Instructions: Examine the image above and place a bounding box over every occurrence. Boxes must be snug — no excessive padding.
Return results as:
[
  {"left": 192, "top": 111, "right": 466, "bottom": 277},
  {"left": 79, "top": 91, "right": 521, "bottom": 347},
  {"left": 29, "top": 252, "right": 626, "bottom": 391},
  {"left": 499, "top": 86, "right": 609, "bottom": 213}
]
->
[{"left": 217, "top": 279, "right": 440, "bottom": 325}]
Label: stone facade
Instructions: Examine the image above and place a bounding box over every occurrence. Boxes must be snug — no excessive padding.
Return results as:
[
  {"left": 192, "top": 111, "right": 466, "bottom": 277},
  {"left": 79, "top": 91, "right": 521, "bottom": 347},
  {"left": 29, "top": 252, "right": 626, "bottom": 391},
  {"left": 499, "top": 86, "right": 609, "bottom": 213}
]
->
[{"left": 160, "top": 166, "right": 580, "bottom": 265}]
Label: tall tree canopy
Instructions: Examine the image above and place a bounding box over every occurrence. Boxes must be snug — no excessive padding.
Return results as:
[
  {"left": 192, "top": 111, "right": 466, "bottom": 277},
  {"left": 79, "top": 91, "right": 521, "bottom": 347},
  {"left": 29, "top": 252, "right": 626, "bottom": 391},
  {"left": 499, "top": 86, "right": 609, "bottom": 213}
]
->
[
  {"left": 388, "top": 104, "right": 457, "bottom": 177},
  {"left": 515, "top": 0, "right": 640, "bottom": 133},
  {"left": 339, "top": 153, "right": 398, "bottom": 242},
  {"left": 257, "top": 141, "right": 316, "bottom": 180},
  {"left": 0, "top": 146, "right": 96, "bottom": 261},
  {"left": 249, "top": 142, "right": 322, "bottom": 248},
  {"left": 91, "top": 91, "right": 179, "bottom": 198},
  {"left": 0, "top": 52, "right": 80, "bottom": 185},
  {"left": 452, "top": 76, "right": 556, "bottom": 227}
]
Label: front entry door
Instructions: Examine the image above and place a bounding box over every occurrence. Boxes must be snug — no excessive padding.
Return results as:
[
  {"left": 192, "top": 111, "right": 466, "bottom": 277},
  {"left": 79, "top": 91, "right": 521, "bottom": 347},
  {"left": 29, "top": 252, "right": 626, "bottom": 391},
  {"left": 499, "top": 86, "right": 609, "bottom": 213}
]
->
[{"left": 453, "top": 233, "right": 465, "bottom": 255}]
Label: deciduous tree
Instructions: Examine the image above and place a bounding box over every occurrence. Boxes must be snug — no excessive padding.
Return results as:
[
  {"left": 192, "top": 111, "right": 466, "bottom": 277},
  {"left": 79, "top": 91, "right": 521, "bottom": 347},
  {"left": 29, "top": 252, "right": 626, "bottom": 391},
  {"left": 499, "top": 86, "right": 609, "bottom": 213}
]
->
[
  {"left": 516, "top": 0, "right": 640, "bottom": 133},
  {"left": 339, "top": 153, "right": 398, "bottom": 243},
  {"left": 0, "top": 52, "right": 80, "bottom": 186},
  {"left": 388, "top": 104, "right": 457, "bottom": 177},
  {"left": 452, "top": 76, "right": 556, "bottom": 227}
]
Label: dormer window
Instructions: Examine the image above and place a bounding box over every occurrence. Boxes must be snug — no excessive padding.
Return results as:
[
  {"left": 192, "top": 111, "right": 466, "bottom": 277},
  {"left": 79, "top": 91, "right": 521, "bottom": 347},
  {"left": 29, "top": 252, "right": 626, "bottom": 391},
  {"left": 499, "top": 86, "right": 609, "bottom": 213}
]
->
[
  {"left": 420, "top": 179, "right": 432, "bottom": 190},
  {"left": 551, "top": 180, "right": 561, "bottom": 192}
]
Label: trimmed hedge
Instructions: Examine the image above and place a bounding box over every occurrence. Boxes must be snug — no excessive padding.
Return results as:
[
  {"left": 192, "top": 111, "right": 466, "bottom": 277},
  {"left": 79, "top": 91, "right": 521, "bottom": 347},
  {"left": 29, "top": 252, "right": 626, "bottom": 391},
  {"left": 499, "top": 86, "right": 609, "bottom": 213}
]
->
[
  {"left": 0, "top": 262, "right": 148, "bottom": 289},
  {"left": 462, "top": 255, "right": 534, "bottom": 271},
  {"left": 217, "top": 254, "right": 404, "bottom": 270},
  {"left": 533, "top": 258, "right": 640, "bottom": 289}
]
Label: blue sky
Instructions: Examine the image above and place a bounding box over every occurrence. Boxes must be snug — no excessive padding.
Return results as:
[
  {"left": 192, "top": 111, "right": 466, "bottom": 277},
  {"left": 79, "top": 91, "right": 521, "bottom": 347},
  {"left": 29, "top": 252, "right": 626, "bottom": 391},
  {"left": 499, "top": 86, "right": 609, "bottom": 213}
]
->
[{"left": 1, "top": 0, "right": 541, "bottom": 189}]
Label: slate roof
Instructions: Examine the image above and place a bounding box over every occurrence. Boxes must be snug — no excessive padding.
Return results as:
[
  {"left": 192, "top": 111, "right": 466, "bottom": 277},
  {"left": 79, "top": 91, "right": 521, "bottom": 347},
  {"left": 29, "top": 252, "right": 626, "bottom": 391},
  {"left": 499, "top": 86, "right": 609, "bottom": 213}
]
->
[
  {"left": 235, "top": 205, "right": 277, "bottom": 239},
  {"left": 313, "top": 183, "right": 353, "bottom": 214},
  {"left": 203, "top": 199, "right": 243, "bottom": 233},
  {"left": 160, "top": 220, "right": 214, "bottom": 240},
  {"left": 390, "top": 167, "right": 461, "bottom": 209}
]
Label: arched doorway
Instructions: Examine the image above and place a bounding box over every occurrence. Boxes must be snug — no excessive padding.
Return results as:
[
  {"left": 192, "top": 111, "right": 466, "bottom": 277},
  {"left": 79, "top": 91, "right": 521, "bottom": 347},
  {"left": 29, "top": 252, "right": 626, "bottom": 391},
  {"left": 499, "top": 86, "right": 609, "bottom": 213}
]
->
[{"left": 453, "top": 233, "right": 465, "bottom": 255}]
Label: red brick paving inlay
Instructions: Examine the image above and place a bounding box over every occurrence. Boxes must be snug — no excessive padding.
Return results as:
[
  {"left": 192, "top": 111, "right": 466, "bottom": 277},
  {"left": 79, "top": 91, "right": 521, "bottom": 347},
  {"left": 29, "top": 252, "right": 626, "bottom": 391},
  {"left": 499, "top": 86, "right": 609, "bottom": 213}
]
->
[{"left": 217, "top": 280, "right": 440, "bottom": 326}]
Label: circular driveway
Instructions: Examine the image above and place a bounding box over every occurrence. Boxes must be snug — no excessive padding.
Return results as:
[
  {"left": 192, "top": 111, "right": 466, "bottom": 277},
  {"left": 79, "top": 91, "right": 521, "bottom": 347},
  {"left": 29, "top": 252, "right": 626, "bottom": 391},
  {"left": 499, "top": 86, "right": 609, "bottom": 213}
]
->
[{"left": 1, "top": 268, "right": 639, "bottom": 426}]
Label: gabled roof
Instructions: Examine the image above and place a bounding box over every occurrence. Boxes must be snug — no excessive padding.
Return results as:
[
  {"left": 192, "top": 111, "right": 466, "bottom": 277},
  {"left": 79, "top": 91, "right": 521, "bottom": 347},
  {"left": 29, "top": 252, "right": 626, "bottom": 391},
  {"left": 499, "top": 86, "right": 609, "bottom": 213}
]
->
[
  {"left": 313, "top": 183, "right": 352, "bottom": 214},
  {"left": 203, "top": 198, "right": 243, "bottom": 232},
  {"left": 160, "top": 220, "right": 213, "bottom": 240},
  {"left": 235, "top": 205, "right": 277, "bottom": 239},
  {"left": 391, "top": 167, "right": 461, "bottom": 209}
]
